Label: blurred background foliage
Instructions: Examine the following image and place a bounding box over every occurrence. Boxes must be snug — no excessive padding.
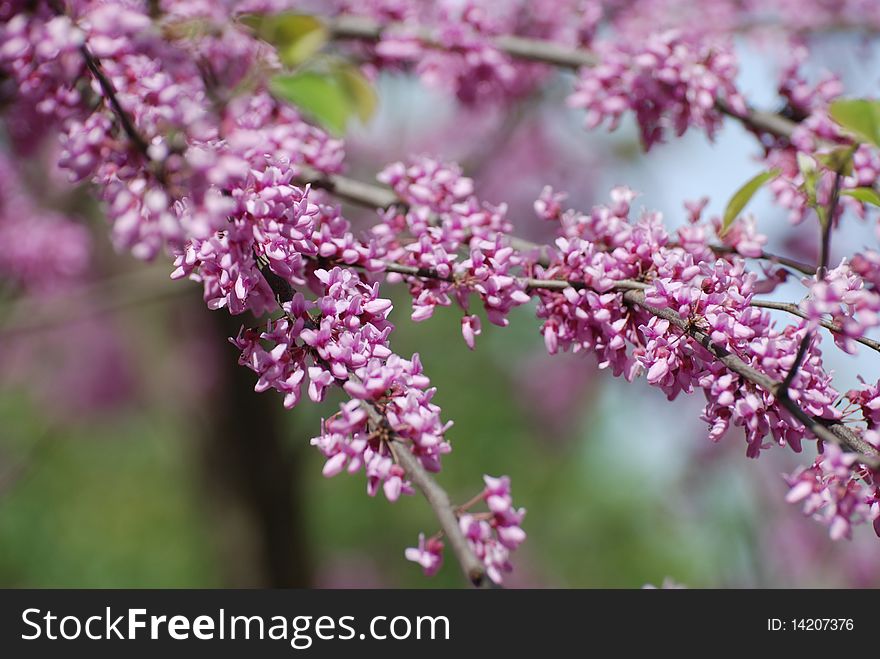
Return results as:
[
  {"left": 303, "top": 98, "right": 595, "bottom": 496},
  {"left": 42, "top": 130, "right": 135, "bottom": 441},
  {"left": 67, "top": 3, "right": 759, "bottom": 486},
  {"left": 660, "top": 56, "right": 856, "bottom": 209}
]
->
[{"left": 3, "top": 28, "right": 880, "bottom": 589}]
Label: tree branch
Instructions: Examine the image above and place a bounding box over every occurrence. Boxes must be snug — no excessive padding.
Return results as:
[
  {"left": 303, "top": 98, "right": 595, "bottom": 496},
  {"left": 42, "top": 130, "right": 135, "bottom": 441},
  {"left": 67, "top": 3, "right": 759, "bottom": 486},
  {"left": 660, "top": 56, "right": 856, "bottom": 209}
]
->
[
  {"left": 299, "top": 167, "right": 816, "bottom": 273},
  {"left": 323, "top": 14, "right": 799, "bottom": 141},
  {"left": 265, "top": 280, "right": 493, "bottom": 588},
  {"left": 750, "top": 299, "right": 880, "bottom": 353},
  {"left": 44, "top": 10, "right": 493, "bottom": 589},
  {"left": 334, "top": 375, "right": 493, "bottom": 587},
  {"left": 348, "top": 255, "right": 880, "bottom": 463},
  {"left": 51, "top": 1, "right": 169, "bottom": 186},
  {"left": 387, "top": 440, "right": 494, "bottom": 588},
  {"left": 623, "top": 290, "right": 880, "bottom": 466},
  {"left": 302, "top": 169, "right": 875, "bottom": 352}
]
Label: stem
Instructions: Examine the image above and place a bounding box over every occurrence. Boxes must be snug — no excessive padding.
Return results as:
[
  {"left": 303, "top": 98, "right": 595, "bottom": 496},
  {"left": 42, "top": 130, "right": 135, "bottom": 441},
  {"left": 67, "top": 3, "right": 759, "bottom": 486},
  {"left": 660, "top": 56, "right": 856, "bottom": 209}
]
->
[
  {"left": 818, "top": 171, "right": 844, "bottom": 278},
  {"left": 774, "top": 170, "right": 843, "bottom": 432},
  {"left": 780, "top": 332, "right": 812, "bottom": 397},
  {"left": 51, "top": 1, "right": 168, "bottom": 186},
  {"left": 43, "top": 10, "right": 493, "bottom": 589},
  {"left": 79, "top": 44, "right": 152, "bottom": 157},
  {"left": 265, "top": 289, "right": 492, "bottom": 587},
  {"left": 750, "top": 299, "right": 880, "bottom": 353}
]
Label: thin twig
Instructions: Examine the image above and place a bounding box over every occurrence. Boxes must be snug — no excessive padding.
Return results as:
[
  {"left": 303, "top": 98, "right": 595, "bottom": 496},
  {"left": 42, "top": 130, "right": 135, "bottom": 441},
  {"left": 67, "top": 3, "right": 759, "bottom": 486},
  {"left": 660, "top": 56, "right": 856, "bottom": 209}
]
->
[
  {"left": 366, "top": 256, "right": 880, "bottom": 462},
  {"left": 689, "top": 243, "right": 815, "bottom": 276},
  {"left": 750, "top": 299, "right": 880, "bottom": 353},
  {"left": 780, "top": 170, "right": 844, "bottom": 399},
  {"left": 780, "top": 333, "right": 812, "bottom": 396},
  {"left": 50, "top": 1, "right": 168, "bottom": 186},
  {"left": 259, "top": 265, "right": 493, "bottom": 588},
  {"left": 79, "top": 45, "right": 152, "bottom": 157},
  {"left": 818, "top": 171, "right": 844, "bottom": 278}
]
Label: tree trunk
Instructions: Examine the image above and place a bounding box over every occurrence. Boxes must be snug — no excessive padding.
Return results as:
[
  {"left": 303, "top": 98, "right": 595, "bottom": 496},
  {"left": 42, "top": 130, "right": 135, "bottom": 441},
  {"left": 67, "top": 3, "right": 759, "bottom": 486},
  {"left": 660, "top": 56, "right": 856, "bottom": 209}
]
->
[{"left": 198, "top": 308, "right": 311, "bottom": 587}]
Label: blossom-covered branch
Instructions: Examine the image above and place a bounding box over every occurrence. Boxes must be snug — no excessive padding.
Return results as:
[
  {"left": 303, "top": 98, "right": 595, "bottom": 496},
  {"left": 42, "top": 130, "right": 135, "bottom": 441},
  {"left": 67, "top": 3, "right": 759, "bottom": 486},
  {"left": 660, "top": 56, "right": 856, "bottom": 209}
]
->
[
  {"left": 299, "top": 167, "right": 879, "bottom": 354},
  {"left": 1, "top": 0, "right": 524, "bottom": 585},
  {"left": 4, "top": 1, "right": 880, "bottom": 578},
  {"left": 320, "top": 11, "right": 798, "bottom": 142}
]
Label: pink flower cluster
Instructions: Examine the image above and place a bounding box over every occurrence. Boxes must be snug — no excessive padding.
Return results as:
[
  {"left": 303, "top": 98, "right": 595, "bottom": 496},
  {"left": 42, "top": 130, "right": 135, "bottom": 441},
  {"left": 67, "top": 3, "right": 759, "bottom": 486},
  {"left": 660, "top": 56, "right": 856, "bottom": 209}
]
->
[
  {"left": 568, "top": 30, "right": 746, "bottom": 148},
  {"left": 526, "top": 185, "right": 880, "bottom": 538},
  {"left": 2, "top": 1, "right": 343, "bottom": 261},
  {"left": 802, "top": 259, "right": 880, "bottom": 354},
  {"left": 327, "top": 0, "right": 592, "bottom": 105},
  {"left": 533, "top": 189, "right": 844, "bottom": 459},
  {"left": 847, "top": 380, "right": 880, "bottom": 430},
  {"left": 376, "top": 157, "right": 531, "bottom": 344},
  {"left": 786, "top": 443, "right": 880, "bottom": 540},
  {"left": 759, "top": 54, "right": 880, "bottom": 227},
  {"left": 7, "top": 0, "right": 880, "bottom": 581},
  {"left": 406, "top": 474, "right": 526, "bottom": 584},
  {"left": 0, "top": 10, "right": 85, "bottom": 133},
  {"left": 1, "top": 1, "right": 526, "bottom": 582}
]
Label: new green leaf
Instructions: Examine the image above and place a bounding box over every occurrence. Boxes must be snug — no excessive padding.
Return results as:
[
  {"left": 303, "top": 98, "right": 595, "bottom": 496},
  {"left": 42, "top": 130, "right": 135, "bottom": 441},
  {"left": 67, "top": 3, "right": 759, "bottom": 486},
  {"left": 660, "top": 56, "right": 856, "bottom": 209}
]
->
[
  {"left": 842, "top": 187, "right": 880, "bottom": 207},
  {"left": 269, "top": 62, "right": 378, "bottom": 135},
  {"left": 815, "top": 145, "right": 856, "bottom": 176},
  {"left": 240, "top": 13, "right": 328, "bottom": 67},
  {"left": 720, "top": 170, "right": 780, "bottom": 237},
  {"left": 829, "top": 99, "right": 880, "bottom": 148},
  {"left": 270, "top": 72, "right": 351, "bottom": 135},
  {"left": 335, "top": 65, "right": 378, "bottom": 122}
]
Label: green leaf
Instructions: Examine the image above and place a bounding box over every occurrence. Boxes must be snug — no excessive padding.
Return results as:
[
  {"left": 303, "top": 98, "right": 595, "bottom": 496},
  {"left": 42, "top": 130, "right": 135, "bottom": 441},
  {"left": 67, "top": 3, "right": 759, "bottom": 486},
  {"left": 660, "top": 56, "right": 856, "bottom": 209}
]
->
[
  {"left": 240, "top": 13, "right": 328, "bottom": 67},
  {"left": 829, "top": 98, "right": 880, "bottom": 148},
  {"left": 797, "top": 152, "right": 819, "bottom": 210},
  {"left": 335, "top": 64, "right": 378, "bottom": 123},
  {"left": 270, "top": 72, "right": 351, "bottom": 135},
  {"left": 815, "top": 145, "right": 856, "bottom": 176},
  {"left": 842, "top": 187, "right": 880, "bottom": 207},
  {"left": 720, "top": 169, "right": 781, "bottom": 237}
]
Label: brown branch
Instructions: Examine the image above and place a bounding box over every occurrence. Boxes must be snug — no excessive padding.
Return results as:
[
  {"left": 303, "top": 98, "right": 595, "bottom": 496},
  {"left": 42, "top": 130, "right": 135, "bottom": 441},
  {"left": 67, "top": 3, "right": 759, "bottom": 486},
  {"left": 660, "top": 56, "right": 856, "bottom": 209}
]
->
[
  {"left": 47, "top": 8, "right": 492, "bottom": 588},
  {"left": 818, "top": 170, "right": 844, "bottom": 278},
  {"left": 323, "top": 14, "right": 798, "bottom": 141},
  {"left": 51, "top": 1, "right": 169, "bottom": 186},
  {"left": 79, "top": 45, "right": 152, "bottom": 157},
  {"left": 388, "top": 442, "right": 494, "bottom": 588},
  {"left": 260, "top": 271, "right": 493, "bottom": 588},
  {"left": 300, "top": 167, "right": 815, "bottom": 273},
  {"left": 780, "top": 332, "right": 812, "bottom": 397},
  {"left": 780, "top": 171, "right": 841, "bottom": 402},
  {"left": 688, "top": 243, "right": 815, "bottom": 277},
  {"left": 299, "top": 166, "right": 399, "bottom": 208},
  {"left": 357, "top": 256, "right": 880, "bottom": 462},
  {"left": 325, "top": 14, "right": 599, "bottom": 69},
  {"left": 302, "top": 169, "right": 876, "bottom": 352},
  {"left": 342, "top": 374, "right": 493, "bottom": 588},
  {"left": 375, "top": 259, "right": 880, "bottom": 354},
  {"left": 624, "top": 290, "right": 880, "bottom": 466}
]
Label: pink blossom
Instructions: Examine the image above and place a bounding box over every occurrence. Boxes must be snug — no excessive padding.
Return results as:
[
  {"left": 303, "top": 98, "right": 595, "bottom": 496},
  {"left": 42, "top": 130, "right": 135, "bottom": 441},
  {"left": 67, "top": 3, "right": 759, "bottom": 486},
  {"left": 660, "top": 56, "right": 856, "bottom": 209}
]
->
[{"left": 405, "top": 534, "right": 444, "bottom": 577}]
